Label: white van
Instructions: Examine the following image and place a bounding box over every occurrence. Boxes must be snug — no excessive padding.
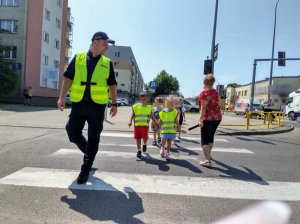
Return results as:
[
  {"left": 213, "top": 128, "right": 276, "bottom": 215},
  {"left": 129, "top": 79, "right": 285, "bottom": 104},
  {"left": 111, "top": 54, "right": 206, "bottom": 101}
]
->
[{"left": 285, "top": 89, "right": 300, "bottom": 120}]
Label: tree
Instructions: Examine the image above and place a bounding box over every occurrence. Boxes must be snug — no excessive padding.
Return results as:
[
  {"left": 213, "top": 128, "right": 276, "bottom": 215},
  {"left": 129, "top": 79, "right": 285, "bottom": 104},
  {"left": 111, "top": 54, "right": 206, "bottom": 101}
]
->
[
  {"left": 153, "top": 70, "right": 179, "bottom": 97},
  {"left": 0, "top": 45, "right": 17, "bottom": 96}
]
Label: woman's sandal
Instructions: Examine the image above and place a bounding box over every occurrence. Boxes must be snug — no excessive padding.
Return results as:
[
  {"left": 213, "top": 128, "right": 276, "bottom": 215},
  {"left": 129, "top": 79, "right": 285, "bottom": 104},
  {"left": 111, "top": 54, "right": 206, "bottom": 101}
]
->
[{"left": 200, "top": 161, "right": 212, "bottom": 167}]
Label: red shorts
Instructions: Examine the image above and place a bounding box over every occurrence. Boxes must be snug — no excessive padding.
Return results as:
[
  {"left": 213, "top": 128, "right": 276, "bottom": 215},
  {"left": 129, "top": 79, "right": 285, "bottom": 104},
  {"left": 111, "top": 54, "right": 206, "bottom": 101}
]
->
[{"left": 134, "top": 126, "right": 149, "bottom": 140}]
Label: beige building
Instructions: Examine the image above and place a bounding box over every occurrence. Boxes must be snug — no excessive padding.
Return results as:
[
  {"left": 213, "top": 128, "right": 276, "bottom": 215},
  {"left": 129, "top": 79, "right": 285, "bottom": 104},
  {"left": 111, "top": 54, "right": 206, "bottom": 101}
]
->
[
  {"left": 226, "top": 76, "right": 300, "bottom": 110},
  {"left": 105, "top": 45, "right": 144, "bottom": 104}
]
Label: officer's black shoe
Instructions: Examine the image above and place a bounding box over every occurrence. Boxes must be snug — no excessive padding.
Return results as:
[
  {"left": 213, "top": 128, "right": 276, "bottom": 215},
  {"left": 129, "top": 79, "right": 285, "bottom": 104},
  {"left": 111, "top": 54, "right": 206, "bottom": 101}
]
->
[
  {"left": 77, "top": 170, "right": 89, "bottom": 184},
  {"left": 142, "top": 144, "right": 147, "bottom": 152}
]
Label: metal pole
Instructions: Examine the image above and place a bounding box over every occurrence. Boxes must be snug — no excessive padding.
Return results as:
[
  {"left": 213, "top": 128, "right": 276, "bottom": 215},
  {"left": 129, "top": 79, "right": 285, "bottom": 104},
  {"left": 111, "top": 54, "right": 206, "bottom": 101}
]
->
[
  {"left": 250, "top": 60, "right": 257, "bottom": 111},
  {"left": 210, "top": 0, "right": 219, "bottom": 74},
  {"left": 268, "top": 0, "right": 280, "bottom": 101}
]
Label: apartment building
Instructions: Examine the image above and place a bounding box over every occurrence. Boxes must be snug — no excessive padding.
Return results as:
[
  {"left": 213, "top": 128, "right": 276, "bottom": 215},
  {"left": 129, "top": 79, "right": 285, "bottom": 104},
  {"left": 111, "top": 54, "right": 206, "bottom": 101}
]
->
[
  {"left": 0, "top": 0, "right": 72, "bottom": 104},
  {"left": 105, "top": 45, "right": 144, "bottom": 104}
]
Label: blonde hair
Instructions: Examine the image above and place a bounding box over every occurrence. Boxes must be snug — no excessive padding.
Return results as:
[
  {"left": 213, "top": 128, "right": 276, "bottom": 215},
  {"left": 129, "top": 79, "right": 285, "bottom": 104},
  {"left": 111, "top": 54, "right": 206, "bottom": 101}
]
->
[{"left": 203, "top": 74, "right": 215, "bottom": 87}]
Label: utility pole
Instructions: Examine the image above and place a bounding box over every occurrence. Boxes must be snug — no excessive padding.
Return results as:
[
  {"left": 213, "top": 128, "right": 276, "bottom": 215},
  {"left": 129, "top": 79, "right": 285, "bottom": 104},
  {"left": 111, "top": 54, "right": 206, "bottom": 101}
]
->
[
  {"left": 268, "top": 0, "right": 280, "bottom": 101},
  {"left": 210, "top": 0, "right": 218, "bottom": 74}
]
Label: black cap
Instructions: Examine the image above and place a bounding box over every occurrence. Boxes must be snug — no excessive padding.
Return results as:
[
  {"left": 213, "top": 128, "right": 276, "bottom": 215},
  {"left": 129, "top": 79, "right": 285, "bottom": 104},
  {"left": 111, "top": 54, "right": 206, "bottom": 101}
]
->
[{"left": 92, "top": 31, "right": 110, "bottom": 41}]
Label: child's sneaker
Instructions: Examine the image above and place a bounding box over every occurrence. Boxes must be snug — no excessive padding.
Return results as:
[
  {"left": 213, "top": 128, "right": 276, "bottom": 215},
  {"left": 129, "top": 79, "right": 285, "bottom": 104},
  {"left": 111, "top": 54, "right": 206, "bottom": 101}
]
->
[
  {"left": 165, "top": 152, "right": 171, "bottom": 161},
  {"left": 142, "top": 144, "right": 147, "bottom": 152},
  {"left": 152, "top": 141, "right": 157, "bottom": 146},
  {"left": 136, "top": 151, "right": 142, "bottom": 158},
  {"left": 160, "top": 149, "right": 165, "bottom": 158}
]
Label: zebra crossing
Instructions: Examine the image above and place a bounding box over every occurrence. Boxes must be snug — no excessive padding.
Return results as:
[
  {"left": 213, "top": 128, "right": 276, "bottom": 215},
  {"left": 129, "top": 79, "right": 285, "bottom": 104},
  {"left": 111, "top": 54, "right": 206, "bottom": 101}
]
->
[{"left": 0, "top": 133, "right": 299, "bottom": 202}]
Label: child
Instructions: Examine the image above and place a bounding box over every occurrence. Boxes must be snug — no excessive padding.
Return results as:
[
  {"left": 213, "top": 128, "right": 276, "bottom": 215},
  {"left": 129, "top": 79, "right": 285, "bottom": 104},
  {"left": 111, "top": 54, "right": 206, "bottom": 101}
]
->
[
  {"left": 151, "top": 97, "right": 163, "bottom": 146},
  {"left": 158, "top": 97, "right": 179, "bottom": 161},
  {"left": 128, "top": 91, "right": 158, "bottom": 158}
]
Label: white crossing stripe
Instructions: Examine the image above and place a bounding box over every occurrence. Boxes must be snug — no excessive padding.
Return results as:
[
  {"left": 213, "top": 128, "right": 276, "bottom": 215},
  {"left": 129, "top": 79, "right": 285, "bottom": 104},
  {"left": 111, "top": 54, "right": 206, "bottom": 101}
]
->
[
  {"left": 100, "top": 143, "right": 253, "bottom": 153},
  {"left": 0, "top": 167, "right": 299, "bottom": 201},
  {"left": 101, "top": 132, "right": 228, "bottom": 142},
  {"left": 49, "top": 148, "right": 253, "bottom": 161}
]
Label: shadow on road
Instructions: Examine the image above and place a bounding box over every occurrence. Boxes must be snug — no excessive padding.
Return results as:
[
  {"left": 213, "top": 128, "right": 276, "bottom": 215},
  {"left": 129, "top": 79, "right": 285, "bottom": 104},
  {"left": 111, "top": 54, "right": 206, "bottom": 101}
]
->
[
  {"left": 140, "top": 154, "right": 202, "bottom": 174},
  {"left": 61, "top": 172, "right": 144, "bottom": 223},
  {"left": 211, "top": 159, "right": 269, "bottom": 185},
  {"left": 235, "top": 136, "right": 276, "bottom": 145}
]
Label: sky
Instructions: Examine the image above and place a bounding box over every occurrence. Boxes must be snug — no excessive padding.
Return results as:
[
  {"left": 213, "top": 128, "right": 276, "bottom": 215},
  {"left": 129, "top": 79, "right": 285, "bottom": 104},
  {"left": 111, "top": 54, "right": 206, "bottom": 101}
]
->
[{"left": 68, "top": 0, "right": 300, "bottom": 98}]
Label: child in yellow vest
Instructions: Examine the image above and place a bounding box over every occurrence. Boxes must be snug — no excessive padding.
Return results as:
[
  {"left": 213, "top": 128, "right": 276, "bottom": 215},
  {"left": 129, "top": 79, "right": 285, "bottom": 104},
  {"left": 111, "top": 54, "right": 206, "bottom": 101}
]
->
[
  {"left": 158, "top": 97, "right": 179, "bottom": 161},
  {"left": 128, "top": 91, "right": 158, "bottom": 158}
]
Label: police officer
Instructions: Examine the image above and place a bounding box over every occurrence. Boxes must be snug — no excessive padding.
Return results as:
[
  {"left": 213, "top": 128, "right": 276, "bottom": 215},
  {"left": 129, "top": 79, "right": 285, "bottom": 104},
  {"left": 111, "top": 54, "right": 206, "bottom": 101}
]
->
[{"left": 57, "top": 31, "right": 118, "bottom": 184}]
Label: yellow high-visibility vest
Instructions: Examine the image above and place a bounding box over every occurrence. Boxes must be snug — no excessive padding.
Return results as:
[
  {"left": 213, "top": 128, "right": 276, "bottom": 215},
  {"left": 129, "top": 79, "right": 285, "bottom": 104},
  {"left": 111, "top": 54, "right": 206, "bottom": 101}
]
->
[
  {"left": 159, "top": 109, "right": 178, "bottom": 134},
  {"left": 133, "top": 104, "right": 153, "bottom": 126},
  {"left": 70, "top": 52, "right": 110, "bottom": 104}
]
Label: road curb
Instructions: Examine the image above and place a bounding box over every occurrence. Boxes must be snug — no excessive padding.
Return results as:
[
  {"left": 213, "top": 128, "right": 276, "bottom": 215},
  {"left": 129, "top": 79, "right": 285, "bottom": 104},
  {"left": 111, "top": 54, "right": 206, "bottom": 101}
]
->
[{"left": 215, "top": 125, "right": 294, "bottom": 136}]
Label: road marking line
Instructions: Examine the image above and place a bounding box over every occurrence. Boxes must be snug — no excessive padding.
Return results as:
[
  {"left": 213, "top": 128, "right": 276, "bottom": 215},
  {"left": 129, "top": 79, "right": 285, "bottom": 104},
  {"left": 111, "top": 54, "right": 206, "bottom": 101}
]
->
[
  {"left": 49, "top": 148, "right": 252, "bottom": 161},
  {"left": 0, "top": 167, "right": 299, "bottom": 201},
  {"left": 101, "top": 133, "right": 228, "bottom": 142},
  {"left": 99, "top": 143, "right": 253, "bottom": 153}
]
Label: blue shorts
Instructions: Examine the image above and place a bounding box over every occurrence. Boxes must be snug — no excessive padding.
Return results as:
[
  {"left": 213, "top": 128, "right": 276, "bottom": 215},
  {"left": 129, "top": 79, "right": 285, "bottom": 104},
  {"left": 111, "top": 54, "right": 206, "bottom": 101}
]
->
[{"left": 161, "top": 133, "right": 176, "bottom": 140}]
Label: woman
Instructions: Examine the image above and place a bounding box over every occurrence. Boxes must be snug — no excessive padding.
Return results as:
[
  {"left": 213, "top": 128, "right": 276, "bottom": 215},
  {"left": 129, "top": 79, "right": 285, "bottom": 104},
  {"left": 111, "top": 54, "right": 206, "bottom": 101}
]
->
[{"left": 198, "top": 74, "right": 222, "bottom": 167}]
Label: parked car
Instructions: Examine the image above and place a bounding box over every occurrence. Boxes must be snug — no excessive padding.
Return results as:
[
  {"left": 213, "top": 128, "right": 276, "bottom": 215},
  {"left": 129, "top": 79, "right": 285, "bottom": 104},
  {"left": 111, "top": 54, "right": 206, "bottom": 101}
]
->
[
  {"left": 183, "top": 99, "right": 199, "bottom": 112},
  {"left": 119, "top": 98, "right": 129, "bottom": 106},
  {"left": 235, "top": 104, "right": 263, "bottom": 118},
  {"left": 107, "top": 99, "right": 121, "bottom": 107}
]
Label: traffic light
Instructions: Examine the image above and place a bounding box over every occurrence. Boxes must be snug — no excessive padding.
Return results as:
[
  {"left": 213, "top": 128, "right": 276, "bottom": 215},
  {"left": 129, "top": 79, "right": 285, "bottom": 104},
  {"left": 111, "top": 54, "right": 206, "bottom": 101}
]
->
[
  {"left": 204, "top": 59, "right": 213, "bottom": 75},
  {"left": 278, "top": 51, "right": 286, "bottom": 66}
]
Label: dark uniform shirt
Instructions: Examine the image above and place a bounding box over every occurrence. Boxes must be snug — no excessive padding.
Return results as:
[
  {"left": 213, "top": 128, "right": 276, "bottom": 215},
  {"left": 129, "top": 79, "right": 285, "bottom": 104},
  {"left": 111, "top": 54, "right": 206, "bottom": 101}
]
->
[{"left": 63, "top": 50, "right": 117, "bottom": 98}]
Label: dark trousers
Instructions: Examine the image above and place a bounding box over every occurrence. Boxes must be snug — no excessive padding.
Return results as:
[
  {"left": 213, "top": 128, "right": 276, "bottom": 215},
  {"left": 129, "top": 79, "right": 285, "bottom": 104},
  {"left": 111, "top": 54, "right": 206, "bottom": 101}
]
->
[
  {"left": 200, "top": 120, "right": 221, "bottom": 146},
  {"left": 66, "top": 101, "right": 106, "bottom": 173}
]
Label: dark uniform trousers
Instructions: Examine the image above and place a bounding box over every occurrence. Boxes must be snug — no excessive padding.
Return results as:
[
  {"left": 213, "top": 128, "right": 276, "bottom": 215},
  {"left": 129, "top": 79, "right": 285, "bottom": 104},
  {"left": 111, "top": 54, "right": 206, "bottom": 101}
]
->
[{"left": 66, "top": 99, "right": 106, "bottom": 173}]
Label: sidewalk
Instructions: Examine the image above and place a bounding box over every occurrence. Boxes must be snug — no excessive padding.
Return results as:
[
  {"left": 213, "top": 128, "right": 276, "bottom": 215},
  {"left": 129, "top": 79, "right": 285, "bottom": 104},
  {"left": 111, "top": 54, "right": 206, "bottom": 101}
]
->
[{"left": 0, "top": 103, "right": 294, "bottom": 136}]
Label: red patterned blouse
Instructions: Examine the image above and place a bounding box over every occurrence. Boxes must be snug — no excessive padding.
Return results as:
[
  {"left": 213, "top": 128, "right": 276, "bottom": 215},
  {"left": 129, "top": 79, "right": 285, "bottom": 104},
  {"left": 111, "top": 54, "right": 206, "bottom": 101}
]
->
[{"left": 198, "top": 88, "right": 222, "bottom": 121}]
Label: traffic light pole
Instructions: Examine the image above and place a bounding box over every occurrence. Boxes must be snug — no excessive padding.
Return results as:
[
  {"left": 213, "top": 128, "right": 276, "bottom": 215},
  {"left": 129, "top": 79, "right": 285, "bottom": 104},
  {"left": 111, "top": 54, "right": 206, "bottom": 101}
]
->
[
  {"left": 268, "top": 0, "right": 280, "bottom": 101},
  {"left": 250, "top": 57, "right": 300, "bottom": 111},
  {"left": 210, "top": 0, "right": 218, "bottom": 74}
]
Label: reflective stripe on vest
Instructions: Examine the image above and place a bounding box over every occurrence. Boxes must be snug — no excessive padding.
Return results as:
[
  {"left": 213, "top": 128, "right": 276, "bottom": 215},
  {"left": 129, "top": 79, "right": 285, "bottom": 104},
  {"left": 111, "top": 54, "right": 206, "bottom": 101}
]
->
[
  {"left": 70, "top": 53, "right": 110, "bottom": 104},
  {"left": 133, "top": 104, "right": 153, "bottom": 126},
  {"left": 159, "top": 109, "right": 178, "bottom": 134}
]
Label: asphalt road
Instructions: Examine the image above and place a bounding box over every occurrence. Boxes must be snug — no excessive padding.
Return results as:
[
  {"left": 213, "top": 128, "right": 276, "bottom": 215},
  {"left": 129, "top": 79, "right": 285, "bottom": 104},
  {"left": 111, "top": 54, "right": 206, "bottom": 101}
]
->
[{"left": 0, "top": 124, "right": 300, "bottom": 223}]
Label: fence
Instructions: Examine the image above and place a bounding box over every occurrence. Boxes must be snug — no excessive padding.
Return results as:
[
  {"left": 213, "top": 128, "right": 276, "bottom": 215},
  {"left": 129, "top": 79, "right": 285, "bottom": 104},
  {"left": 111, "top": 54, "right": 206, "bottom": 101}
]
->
[{"left": 221, "top": 110, "right": 285, "bottom": 130}]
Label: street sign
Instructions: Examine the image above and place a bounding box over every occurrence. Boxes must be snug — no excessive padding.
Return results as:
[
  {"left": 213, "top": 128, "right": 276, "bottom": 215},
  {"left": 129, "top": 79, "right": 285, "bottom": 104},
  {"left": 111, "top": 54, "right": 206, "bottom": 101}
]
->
[{"left": 149, "top": 81, "right": 157, "bottom": 89}]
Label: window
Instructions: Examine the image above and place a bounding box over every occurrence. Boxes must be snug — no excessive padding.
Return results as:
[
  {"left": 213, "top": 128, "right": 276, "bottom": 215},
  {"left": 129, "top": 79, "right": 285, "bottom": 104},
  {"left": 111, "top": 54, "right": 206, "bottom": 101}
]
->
[
  {"left": 52, "top": 81, "right": 58, "bottom": 89},
  {"left": 57, "top": 0, "right": 62, "bottom": 8},
  {"left": 115, "top": 72, "right": 118, "bottom": 77},
  {"left": 42, "top": 55, "right": 48, "bottom": 65},
  {"left": 121, "top": 83, "right": 125, "bottom": 87},
  {"left": 55, "top": 18, "right": 61, "bottom": 29},
  {"left": 244, "top": 90, "right": 247, "bottom": 96},
  {"left": 43, "top": 31, "right": 49, "bottom": 43},
  {"left": 45, "top": 9, "right": 50, "bottom": 21},
  {"left": 1, "top": 46, "right": 17, "bottom": 59},
  {"left": 54, "top": 60, "right": 59, "bottom": 68},
  {"left": 55, "top": 39, "right": 60, "bottom": 49},
  {"left": 0, "top": 0, "right": 19, "bottom": 6},
  {"left": 115, "top": 51, "right": 120, "bottom": 57},
  {"left": 0, "top": 20, "right": 18, "bottom": 33}
]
